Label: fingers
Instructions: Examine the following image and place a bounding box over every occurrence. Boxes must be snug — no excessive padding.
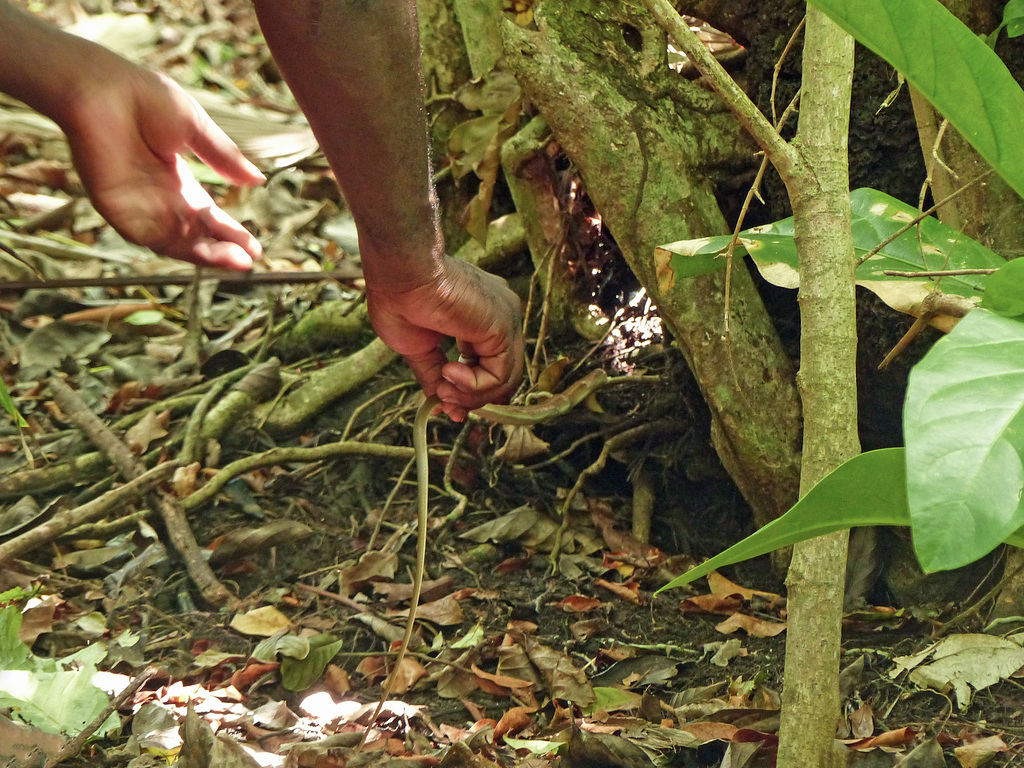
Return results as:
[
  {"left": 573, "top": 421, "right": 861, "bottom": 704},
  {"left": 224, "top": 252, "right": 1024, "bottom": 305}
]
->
[{"left": 183, "top": 92, "right": 266, "bottom": 187}]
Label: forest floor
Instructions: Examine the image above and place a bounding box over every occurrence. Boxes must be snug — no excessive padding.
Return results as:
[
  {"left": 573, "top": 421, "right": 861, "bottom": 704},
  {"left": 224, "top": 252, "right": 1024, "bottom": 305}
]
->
[{"left": 1, "top": 1, "right": 1024, "bottom": 767}]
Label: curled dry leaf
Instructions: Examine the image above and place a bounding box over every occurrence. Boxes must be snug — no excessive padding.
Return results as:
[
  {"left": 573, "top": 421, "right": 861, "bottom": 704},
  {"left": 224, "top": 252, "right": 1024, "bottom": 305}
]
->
[
  {"left": 172, "top": 461, "right": 201, "bottom": 498},
  {"left": 713, "top": 613, "right": 787, "bottom": 638},
  {"left": 594, "top": 578, "right": 642, "bottom": 604},
  {"left": 495, "top": 425, "right": 550, "bottom": 464},
  {"left": 554, "top": 595, "right": 603, "bottom": 613},
  {"left": 954, "top": 735, "right": 1008, "bottom": 768},
  {"left": 493, "top": 705, "right": 537, "bottom": 740},
  {"left": 125, "top": 409, "right": 169, "bottom": 453}
]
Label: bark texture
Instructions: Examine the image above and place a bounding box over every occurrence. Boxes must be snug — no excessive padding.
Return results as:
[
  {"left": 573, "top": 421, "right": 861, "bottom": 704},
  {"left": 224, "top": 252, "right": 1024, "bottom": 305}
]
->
[
  {"left": 503, "top": 0, "right": 802, "bottom": 528},
  {"left": 777, "top": 9, "right": 859, "bottom": 768}
]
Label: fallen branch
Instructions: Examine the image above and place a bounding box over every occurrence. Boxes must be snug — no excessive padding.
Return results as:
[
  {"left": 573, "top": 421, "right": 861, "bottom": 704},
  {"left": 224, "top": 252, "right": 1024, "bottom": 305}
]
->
[{"left": 0, "top": 462, "right": 177, "bottom": 565}]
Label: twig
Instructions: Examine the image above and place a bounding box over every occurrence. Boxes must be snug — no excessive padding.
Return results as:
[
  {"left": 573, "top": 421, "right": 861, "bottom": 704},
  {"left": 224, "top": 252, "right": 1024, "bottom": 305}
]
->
[
  {"left": 881, "top": 268, "right": 995, "bottom": 278},
  {"left": 0, "top": 463, "right": 177, "bottom": 565},
  {"left": 181, "top": 441, "right": 447, "bottom": 512},
  {"left": 548, "top": 422, "right": 678, "bottom": 570},
  {"left": 48, "top": 375, "right": 138, "bottom": 479},
  {"left": 642, "top": 0, "right": 803, "bottom": 182},
  {"left": 0, "top": 268, "right": 361, "bottom": 292},
  {"left": 855, "top": 170, "right": 994, "bottom": 267},
  {"left": 180, "top": 379, "right": 230, "bottom": 465},
  {"left": 33, "top": 667, "right": 158, "bottom": 768},
  {"left": 49, "top": 374, "right": 238, "bottom": 608}
]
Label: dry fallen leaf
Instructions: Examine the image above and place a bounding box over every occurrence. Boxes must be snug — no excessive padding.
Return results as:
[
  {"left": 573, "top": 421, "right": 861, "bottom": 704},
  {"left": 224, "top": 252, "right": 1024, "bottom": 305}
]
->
[
  {"left": 714, "top": 613, "right": 787, "bottom": 638},
  {"left": 594, "top": 578, "right": 643, "bottom": 604},
  {"left": 954, "top": 735, "right": 1008, "bottom": 768},
  {"left": 229, "top": 606, "right": 292, "bottom": 637},
  {"left": 554, "top": 595, "right": 603, "bottom": 613}
]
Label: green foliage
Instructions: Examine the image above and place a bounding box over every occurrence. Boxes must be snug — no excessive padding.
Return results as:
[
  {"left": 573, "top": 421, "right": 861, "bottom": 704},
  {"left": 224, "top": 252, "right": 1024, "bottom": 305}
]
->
[
  {"left": 905, "top": 309, "right": 1024, "bottom": 571},
  {"left": 984, "top": 0, "right": 1024, "bottom": 47},
  {"left": 657, "top": 449, "right": 911, "bottom": 592},
  {"left": 280, "top": 633, "right": 344, "bottom": 691},
  {"left": 806, "top": 0, "right": 1024, "bottom": 200},
  {"left": 981, "top": 259, "right": 1024, "bottom": 316},
  {"left": 0, "top": 376, "right": 28, "bottom": 428},
  {"left": 660, "top": 310, "right": 1024, "bottom": 590},
  {"left": 657, "top": 189, "right": 1004, "bottom": 321},
  {"left": 0, "top": 602, "right": 119, "bottom": 737}
]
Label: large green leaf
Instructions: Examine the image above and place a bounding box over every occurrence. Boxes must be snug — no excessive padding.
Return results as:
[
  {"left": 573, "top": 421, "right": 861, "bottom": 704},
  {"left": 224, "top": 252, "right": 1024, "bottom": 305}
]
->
[
  {"left": 905, "top": 309, "right": 1024, "bottom": 571},
  {"left": 655, "top": 189, "right": 1004, "bottom": 327},
  {"left": 806, "top": 0, "right": 1024, "bottom": 200},
  {"left": 658, "top": 449, "right": 911, "bottom": 592}
]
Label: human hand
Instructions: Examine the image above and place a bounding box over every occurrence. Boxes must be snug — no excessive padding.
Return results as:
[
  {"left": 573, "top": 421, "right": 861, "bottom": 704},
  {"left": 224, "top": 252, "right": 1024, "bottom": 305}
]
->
[
  {"left": 365, "top": 257, "right": 524, "bottom": 421},
  {"left": 61, "top": 58, "right": 264, "bottom": 269}
]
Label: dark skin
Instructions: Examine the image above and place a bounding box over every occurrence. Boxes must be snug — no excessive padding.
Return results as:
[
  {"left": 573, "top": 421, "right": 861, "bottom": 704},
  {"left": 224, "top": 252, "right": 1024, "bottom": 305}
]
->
[
  {"left": 2, "top": 0, "right": 524, "bottom": 418},
  {"left": 251, "top": 0, "right": 523, "bottom": 419}
]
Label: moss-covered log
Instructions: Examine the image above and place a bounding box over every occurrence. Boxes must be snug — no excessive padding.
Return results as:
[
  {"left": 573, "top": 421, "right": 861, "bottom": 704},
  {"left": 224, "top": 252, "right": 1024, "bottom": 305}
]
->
[{"left": 503, "top": 0, "right": 802, "bottom": 527}]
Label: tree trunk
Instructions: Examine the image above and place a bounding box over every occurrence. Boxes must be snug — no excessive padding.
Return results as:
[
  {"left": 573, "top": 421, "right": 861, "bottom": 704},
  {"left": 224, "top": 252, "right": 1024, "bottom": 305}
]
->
[
  {"left": 776, "top": 8, "right": 859, "bottom": 768},
  {"left": 502, "top": 0, "right": 802, "bottom": 529}
]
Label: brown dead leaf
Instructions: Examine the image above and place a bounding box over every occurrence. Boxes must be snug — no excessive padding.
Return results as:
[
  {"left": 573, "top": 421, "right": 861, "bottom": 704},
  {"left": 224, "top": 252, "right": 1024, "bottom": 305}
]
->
[
  {"left": 338, "top": 550, "right": 398, "bottom": 595},
  {"left": 594, "top": 578, "right": 643, "bottom": 604},
  {"left": 493, "top": 705, "right": 537, "bottom": 740},
  {"left": 849, "top": 703, "right": 874, "bottom": 739},
  {"left": 125, "top": 409, "right": 169, "bottom": 453},
  {"left": 472, "top": 664, "right": 535, "bottom": 690},
  {"left": 681, "top": 721, "right": 738, "bottom": 744},
  {"left": 680, "top": 594, "right": 744, "bottom": 616},
  {"left": 373, "top": 575, "right": 454, "bottom": 604},
  {"left": 714, "top": 613, "right": 787, "bottom": 637},
  {"left": 554, "top": 595, "right": 603, "bottom": 613},
  {"left": 172, "top": 461, "right": 201, "bottom": 497},
  {"left": 843, "top": 726, "right": 918, "bottom": 751},
  {"left": 954, "top": 735, "right": 1008, "bottom": 768},
  {"left": 707, "top": 571, "right": 784, "bottom": 609},
  {"left": 495, "top": 425, "right": 550, "bottom": 464},
  {"left": 229, "top": 605, "right": 292, "bottom": 637},
  {"left": 324, "top": 664, "right": 350, "bottom": 696},
  {"left": 392, "top": 594, "right": 465, "bottom": 626}
]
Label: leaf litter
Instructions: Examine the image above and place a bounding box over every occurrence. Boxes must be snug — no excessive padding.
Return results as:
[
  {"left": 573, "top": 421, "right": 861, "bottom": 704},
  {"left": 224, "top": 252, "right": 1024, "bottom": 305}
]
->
[{"left": 0, "top": 1, "right": 1023, "bottom": 767}]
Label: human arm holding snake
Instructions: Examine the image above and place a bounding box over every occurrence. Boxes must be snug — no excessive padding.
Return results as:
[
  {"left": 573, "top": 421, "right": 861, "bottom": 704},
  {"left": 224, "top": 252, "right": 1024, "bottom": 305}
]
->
[{"left": 251, "top": 0, "right": 524, "bottom": 420}]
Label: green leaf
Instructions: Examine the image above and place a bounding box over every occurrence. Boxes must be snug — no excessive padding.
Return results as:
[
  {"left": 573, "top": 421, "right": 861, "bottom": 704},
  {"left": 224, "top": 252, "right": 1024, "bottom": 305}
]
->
[
  {"left": 0, "top": 605, "right": 31, "bottom": 671},
  {"left": 1004, "top": 0, "right": 1024, "bottom": 37},
  {"left": 502, "top": 735, "right": 564, "bottom": 755},
  {"left": 905, "top": 309, "right": 1024, "bottom": 571},
  {"left": 0, "top": 377, "right": 27, "bottom": 428},
  {"left": 981, "top": 258, "right": 1024, "bottom": 316},
  {"left": 123, "top": 310, "right": 164, "bottom": 326},
  {"left": 805, "top": 0, "right": 1024, "bottom": 200},
  {"left": 280, "top": 633, "right": 344, "bottom": 691},
  {"left": 656, "top": 189, "right": 1004, "bottom": 322},
  {"left": 0, "top": 666, "right": 119, "bottom": 737},
  {"left": 657, "top": 449, "right": 911, "bottom": 592}
]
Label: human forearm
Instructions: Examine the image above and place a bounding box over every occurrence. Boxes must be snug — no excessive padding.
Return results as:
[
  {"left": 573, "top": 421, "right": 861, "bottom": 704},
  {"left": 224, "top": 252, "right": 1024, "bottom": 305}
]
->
[
  {"left": 0, "top": 3, "right": 116, "bottom": 127},
  {"left": 250, "top": 0, "right": 444, "bottom": 288}
]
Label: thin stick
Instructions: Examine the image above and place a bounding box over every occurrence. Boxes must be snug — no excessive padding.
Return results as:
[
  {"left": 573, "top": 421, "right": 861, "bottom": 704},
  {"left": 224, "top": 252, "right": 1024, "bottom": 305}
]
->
[
  {"left": 855, "top": 170, "right": 993, "bottom": 266},
  {"left": 0, "top": 268, "right": 361, "bottom": 292}
]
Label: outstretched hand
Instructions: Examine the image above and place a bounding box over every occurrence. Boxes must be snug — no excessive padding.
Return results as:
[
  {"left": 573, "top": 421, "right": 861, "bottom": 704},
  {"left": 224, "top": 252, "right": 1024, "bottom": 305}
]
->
[
  {"left": 61, "top": 59, "right": 264, "bottom": 269},
  {"left": 366, "top": 257, "right": 524, "bottom": 421}
]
